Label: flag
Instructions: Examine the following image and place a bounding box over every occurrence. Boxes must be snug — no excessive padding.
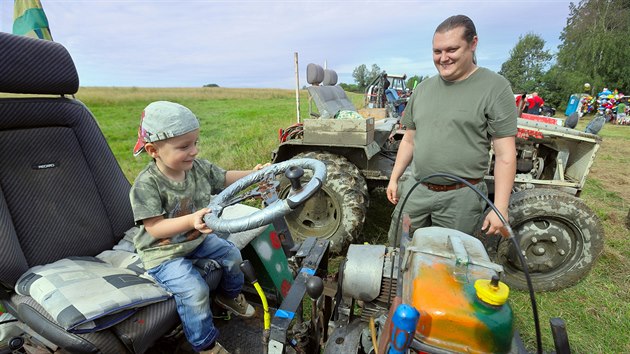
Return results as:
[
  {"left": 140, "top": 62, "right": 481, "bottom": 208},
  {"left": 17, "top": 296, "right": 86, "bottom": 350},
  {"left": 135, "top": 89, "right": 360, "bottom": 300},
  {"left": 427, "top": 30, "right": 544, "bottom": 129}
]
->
[{"left": 13, "top": 0, "right": 53, "bottom": 41}]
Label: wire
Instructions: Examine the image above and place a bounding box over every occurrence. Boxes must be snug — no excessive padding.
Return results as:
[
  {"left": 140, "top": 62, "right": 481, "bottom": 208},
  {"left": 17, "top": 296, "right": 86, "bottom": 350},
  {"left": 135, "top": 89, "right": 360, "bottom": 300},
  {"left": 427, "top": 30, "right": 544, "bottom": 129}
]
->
[
  {"left": 280, "top": 123, "right": 304, "bottom": 142},
  {"left": 392, "top": 173, "right": 542, "bottom": 354}
]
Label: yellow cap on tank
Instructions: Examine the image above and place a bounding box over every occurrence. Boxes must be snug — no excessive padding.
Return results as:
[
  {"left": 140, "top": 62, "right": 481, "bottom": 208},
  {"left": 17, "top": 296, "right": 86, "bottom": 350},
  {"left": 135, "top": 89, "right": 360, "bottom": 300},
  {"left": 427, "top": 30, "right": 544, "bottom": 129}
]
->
[{"left": 475, "top": 275, "right": 510, "bottom": 306}]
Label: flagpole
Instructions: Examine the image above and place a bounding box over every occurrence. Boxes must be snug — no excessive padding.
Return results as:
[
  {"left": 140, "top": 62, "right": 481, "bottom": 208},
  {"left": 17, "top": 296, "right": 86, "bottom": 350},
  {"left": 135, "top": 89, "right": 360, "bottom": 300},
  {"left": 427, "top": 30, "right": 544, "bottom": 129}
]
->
[{"left": 294, "top": 52, "right": 301, "bottom": 124}]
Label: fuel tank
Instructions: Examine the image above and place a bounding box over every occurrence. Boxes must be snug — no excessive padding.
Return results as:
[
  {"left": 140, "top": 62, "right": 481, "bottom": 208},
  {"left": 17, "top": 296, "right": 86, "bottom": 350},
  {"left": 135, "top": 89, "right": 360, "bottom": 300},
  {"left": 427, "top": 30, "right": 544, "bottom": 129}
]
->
[{"left": 402, "top": 227, "right": 514, "bottom": 353}]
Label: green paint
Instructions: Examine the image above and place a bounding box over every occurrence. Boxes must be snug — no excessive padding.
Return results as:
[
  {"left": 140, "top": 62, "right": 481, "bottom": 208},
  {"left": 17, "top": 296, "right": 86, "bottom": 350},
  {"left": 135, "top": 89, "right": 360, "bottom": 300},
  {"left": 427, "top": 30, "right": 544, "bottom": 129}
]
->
[
  {"left": 247, "top": 225, "right": 293, "bottom": 301},
  {"left": 464, "top": 284, "right": 514, "bottom": 353},
  {"left": 13, "top": 8, "right": 49, "bottom": 36}
]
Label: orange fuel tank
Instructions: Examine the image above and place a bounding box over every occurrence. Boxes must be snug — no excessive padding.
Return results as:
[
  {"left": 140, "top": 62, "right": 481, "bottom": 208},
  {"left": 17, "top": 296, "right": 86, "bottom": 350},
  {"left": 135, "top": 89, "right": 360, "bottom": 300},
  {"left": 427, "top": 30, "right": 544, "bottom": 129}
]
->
[{"left": 401, "top": 227, "right": 514, "bottom": 353}]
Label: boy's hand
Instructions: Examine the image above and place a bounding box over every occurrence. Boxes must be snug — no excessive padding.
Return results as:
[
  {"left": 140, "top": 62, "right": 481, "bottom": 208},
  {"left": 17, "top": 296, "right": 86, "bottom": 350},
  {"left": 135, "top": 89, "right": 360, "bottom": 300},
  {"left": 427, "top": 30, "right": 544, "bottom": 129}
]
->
[
  {"left": 192, "top": 208, "right": 213, "bottom": 234},
  {"left": 253, "top": 162, "right": 271, "bottom": 171}
]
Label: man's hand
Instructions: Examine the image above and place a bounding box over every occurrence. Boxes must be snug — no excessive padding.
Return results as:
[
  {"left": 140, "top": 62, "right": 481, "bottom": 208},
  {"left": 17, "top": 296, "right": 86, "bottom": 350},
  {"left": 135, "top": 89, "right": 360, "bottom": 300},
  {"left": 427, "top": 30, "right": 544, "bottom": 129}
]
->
[
  {"left": 192, "top": 208, "right": 213, "bottom": 234},
  {"left": 482, "top": 208, "right": 509, "bottom": 236},
  {"left": 386, "top": 180, "right": 399, "bottom": 205}
]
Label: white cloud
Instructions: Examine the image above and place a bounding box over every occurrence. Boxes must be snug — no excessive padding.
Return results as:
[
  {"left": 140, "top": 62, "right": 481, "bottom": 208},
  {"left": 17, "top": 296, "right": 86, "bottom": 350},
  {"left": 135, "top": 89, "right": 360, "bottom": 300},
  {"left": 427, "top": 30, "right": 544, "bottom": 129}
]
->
[{"left": 1, "top": 0, "right": 572, "bottom": 88}]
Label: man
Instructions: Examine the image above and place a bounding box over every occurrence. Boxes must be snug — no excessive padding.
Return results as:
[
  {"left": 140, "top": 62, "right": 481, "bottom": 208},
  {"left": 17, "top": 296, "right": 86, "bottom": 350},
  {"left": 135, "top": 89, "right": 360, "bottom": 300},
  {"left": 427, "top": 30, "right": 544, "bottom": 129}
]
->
[
  {"left": 526, "top": 92, "right": 545, "bottom": 115},
  {"left": 386, "top": 15, "right": 517, "bottom": 246},
  {"left": 615, "top": 99, "right": 626, "bottom": 124}
]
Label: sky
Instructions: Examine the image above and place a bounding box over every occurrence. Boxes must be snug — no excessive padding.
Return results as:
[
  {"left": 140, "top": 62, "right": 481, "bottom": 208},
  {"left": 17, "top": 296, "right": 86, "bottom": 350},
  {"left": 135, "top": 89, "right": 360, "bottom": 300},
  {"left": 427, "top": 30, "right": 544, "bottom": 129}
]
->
[{"left": 1, "top": 0, "right": 574, "bottom": 88}]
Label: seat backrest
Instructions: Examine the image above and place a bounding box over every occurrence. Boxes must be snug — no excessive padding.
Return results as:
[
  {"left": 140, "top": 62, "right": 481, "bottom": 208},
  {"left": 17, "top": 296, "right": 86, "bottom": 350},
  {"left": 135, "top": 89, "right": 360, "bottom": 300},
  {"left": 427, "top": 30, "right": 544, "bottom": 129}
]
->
[
  {"left": 305, "top": 64, "right": 356, "bottom": 118},
  {"left": 0, "top": 32, "right": 134, "bottom": 288}
]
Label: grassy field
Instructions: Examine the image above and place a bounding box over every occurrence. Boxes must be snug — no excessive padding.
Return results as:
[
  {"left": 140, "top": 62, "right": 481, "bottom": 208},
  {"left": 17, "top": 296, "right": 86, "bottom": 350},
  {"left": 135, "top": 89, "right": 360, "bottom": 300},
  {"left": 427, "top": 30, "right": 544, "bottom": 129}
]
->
[{"left": 77, "top": 87, "right": 629, "bottom": 353}]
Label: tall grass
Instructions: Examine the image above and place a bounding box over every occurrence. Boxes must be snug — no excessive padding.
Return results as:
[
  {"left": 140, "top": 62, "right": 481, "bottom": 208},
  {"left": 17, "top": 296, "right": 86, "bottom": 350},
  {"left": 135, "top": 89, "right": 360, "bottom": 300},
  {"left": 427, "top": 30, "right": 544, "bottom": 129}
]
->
[
  {"left": 77, "top": 87, "right": 308, "bottom": 179},
  {"left": 80, "top": 87, "right": 629, "bottom": 353}
]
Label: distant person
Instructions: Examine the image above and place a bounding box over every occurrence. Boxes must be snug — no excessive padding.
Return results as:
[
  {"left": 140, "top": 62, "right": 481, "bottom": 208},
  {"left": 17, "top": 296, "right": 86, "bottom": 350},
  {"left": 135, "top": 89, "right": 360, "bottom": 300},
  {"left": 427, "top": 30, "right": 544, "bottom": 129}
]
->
[
  {"left": 386, "top": 14, "right": 517, "bottom": 246},
  {"left": 515, "top": 93, "right": 527, "bottom": 116},
  {"left": 382, "top": 78, "right": 390, "bottom": 106},
  {"left": 384, "top": 80, "right": 406, "bottom": 116},
  {"left": 526, "top": 92, "right": 544, "bottom": 115},
  {"left": 130, "top": 101, "right": 269, "bottom": 354},
  {"left": 616, "top": 100, "right": 626, "bottom": 124},
  {"left": 564, "top": 111, "right": 579, "bottom": 129}
]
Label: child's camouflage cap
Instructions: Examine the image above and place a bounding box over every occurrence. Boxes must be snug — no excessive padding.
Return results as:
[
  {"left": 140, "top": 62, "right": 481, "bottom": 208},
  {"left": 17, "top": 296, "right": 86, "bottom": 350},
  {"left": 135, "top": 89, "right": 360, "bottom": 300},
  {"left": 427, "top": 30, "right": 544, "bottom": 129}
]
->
[{"left": 133, "top": 101, "right": 199, "bottom": 156}]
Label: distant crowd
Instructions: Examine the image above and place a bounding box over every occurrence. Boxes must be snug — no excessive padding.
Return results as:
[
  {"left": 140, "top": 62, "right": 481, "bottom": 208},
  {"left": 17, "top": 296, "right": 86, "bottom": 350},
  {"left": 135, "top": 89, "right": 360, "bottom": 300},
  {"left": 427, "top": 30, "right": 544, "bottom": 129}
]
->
[{"left": 580, "top": 88, "right": 628, "bottom": 125}]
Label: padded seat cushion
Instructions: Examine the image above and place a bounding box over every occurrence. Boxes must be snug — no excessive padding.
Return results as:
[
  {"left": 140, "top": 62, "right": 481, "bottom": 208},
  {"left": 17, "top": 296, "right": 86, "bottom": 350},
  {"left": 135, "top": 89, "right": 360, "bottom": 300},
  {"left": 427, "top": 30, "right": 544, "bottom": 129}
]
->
[
  {"left": 10, "top": 292, "right": 177, "bottom": 354},
  {"left": 15, "top": 250, "right": 170, "bottom": 333}
]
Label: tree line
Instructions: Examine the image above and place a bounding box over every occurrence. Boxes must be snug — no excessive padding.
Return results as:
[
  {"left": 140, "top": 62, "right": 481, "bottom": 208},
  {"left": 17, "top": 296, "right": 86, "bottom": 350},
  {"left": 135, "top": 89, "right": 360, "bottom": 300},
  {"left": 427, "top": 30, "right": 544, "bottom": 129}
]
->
[{"left": 346, "top": 0, "right": 630, "bottom": 112}]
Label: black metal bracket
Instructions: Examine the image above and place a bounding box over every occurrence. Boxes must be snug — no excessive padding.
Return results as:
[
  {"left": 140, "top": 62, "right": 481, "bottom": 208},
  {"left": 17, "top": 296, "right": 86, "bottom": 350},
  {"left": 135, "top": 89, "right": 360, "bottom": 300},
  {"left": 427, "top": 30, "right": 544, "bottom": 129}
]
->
[{"left": 268, "top": 237, "right": 329, "bottom": 353}]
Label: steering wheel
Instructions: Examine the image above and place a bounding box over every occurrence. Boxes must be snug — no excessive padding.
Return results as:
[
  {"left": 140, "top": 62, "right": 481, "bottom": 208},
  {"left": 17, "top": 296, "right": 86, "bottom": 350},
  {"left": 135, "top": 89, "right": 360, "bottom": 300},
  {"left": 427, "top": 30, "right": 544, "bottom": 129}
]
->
[{"left": 204, "top": 158, "right": 326, "bottom": 233}]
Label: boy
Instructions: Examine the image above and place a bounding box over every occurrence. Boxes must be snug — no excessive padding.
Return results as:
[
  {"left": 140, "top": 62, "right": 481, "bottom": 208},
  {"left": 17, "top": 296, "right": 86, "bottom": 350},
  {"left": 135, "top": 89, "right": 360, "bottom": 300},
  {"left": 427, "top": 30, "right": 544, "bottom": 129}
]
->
[{"left": 130, "top": 101, "right": 265, "bottom": 354}]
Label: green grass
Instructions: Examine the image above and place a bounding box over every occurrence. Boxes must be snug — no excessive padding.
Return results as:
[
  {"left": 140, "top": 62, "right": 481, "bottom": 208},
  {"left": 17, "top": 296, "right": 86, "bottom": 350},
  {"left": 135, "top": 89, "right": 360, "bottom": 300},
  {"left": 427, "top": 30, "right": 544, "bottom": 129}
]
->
[
  {"left": 78, "top": 87, "right": 308, "bottom": 180},
  {"left": 79, "top": 87, "right": 630, "bottom": 353}
]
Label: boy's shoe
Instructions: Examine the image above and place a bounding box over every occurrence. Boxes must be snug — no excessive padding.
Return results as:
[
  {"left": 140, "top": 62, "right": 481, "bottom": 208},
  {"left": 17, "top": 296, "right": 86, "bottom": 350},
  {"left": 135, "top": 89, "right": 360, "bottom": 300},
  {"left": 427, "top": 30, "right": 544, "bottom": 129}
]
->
[
  {"left": 199, "top": 341, "right": 229, "bottom": 354},
  {"left": 215, "top": 293, "right": 255, "bottom": 318}
]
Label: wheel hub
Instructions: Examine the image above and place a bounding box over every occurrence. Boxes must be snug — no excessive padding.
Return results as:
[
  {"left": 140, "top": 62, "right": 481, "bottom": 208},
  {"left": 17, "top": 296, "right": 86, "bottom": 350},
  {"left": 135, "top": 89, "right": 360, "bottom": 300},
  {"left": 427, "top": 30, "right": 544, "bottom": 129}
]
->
[
  {"left": 507, "top": 218, "right": 575, "bottom": 273},
  {"left": 283, "top": 186, "right": 341, "bottom": 239}
]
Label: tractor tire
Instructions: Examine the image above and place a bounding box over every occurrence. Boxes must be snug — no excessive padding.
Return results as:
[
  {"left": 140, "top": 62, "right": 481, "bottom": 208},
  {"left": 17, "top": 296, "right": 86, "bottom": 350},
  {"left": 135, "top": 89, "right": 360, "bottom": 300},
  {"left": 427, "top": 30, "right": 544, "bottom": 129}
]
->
[
  {"left": 279, "top": 151, "right": 368, "bottom": 254},
  {"left": 476, "top": 188, "right": 604, "bottom": 291}
]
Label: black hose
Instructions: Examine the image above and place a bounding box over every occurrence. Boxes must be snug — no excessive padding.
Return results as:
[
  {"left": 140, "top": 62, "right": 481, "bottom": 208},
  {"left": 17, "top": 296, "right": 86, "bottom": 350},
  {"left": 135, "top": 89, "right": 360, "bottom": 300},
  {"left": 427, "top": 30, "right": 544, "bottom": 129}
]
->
[
  {"left": 391, "top": 173, "right": 543, "bottom": 354},
  {"left": 386, "top": 178, "right": 425, "bottom": 309}
]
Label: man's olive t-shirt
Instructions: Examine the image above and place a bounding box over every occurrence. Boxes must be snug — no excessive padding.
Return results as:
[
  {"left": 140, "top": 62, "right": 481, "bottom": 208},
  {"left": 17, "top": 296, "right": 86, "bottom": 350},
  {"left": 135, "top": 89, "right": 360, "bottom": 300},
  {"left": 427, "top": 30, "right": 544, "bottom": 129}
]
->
[
  {"left": 130, "top": 159, "right": 226, "bottom": 269},
  {"left": 401, "top": 67, "right": 517, "bottom": 184}
]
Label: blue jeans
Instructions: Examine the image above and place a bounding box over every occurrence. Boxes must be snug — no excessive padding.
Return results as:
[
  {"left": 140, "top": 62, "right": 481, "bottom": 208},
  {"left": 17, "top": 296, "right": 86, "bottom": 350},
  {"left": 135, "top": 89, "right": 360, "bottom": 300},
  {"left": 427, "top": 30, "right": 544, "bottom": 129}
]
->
[{"left": 147, "top": 234, "right": 244, "bottom": 352}]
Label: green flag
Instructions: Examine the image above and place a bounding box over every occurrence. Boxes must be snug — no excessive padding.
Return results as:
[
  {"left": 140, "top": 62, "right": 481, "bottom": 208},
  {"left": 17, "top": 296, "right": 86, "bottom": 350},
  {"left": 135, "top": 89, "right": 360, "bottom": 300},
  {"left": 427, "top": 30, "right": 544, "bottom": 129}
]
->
[{"left": 13, "top": 0, "right": 53, "bottom": 41}]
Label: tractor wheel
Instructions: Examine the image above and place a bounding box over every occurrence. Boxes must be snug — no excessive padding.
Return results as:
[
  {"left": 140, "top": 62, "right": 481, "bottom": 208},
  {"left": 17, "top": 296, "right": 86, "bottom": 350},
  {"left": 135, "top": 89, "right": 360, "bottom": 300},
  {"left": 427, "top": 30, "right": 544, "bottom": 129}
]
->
[
  {"left": 478, "top": 188, "right": 604, "bottom": 291},
  {"left": 279, "top": 151, "right": 368, "bottom": 254}
]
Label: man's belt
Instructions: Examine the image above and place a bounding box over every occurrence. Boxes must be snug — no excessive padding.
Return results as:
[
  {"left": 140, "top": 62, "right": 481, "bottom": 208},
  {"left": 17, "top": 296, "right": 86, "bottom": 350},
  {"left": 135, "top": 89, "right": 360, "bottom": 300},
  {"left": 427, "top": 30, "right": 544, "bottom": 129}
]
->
[{"left": 421, "top": 178, "right": 482, "bottom": 192}]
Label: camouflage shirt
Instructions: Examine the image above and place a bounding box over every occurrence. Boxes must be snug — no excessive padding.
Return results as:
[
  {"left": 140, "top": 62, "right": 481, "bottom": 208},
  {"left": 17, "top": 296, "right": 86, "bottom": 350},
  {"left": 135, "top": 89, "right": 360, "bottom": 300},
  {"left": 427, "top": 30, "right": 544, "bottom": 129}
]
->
[{"left": 130, "top": 159, "right": 226, "bottom": 269}]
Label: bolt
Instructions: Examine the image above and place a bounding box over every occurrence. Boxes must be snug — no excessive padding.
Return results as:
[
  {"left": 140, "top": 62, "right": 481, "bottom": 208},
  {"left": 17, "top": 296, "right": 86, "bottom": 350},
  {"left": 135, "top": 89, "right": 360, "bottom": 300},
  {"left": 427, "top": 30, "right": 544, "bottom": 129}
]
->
[
  {"left": 531, "top": 237, "right": 538, "bottom": 244},
  {"left": 551, "top": 236, "right": 557, "bottom": 243},
  {"left": 522, "top": 250, "right": 527, "bottom": 256},
  {"left": 528, "top": 263, "right": 535, "bottom": 269},
  {"left": 558, "top": 249, "right": 566, "bottom": 256},
  {"left": 532, "top": 247, "right": 546, "bottom": 256}
]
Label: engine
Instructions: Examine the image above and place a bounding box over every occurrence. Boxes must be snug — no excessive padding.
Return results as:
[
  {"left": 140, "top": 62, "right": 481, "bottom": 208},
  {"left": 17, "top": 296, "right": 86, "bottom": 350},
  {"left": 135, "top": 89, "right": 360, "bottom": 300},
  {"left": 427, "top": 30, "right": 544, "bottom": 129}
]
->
[
  {"left": 339, "top": 227, "right": 514, "bottom": 353},
  {"left": 516, "top": 143, "right": 545, "bottom": 179}
]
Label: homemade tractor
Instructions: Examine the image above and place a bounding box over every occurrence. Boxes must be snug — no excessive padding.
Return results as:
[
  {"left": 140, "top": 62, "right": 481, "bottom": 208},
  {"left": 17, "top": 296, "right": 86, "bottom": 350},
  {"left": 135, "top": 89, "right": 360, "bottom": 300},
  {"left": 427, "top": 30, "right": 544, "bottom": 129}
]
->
[
  {"left": 211, "top": 171, "right": 573, "bottom": 354},
  {"left": 364, "top": 72, "right": 410, "bottom": 118},
  {"left": 273, "top": 63, "right": 604, "bottom": 292}
]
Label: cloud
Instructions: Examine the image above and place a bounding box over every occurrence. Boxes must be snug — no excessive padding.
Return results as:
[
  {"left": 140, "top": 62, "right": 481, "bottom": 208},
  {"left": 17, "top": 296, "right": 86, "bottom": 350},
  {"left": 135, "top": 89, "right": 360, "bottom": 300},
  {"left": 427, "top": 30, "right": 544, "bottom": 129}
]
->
[{"left": 1, "top": 0, "right": 572, "bottom": 88}]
